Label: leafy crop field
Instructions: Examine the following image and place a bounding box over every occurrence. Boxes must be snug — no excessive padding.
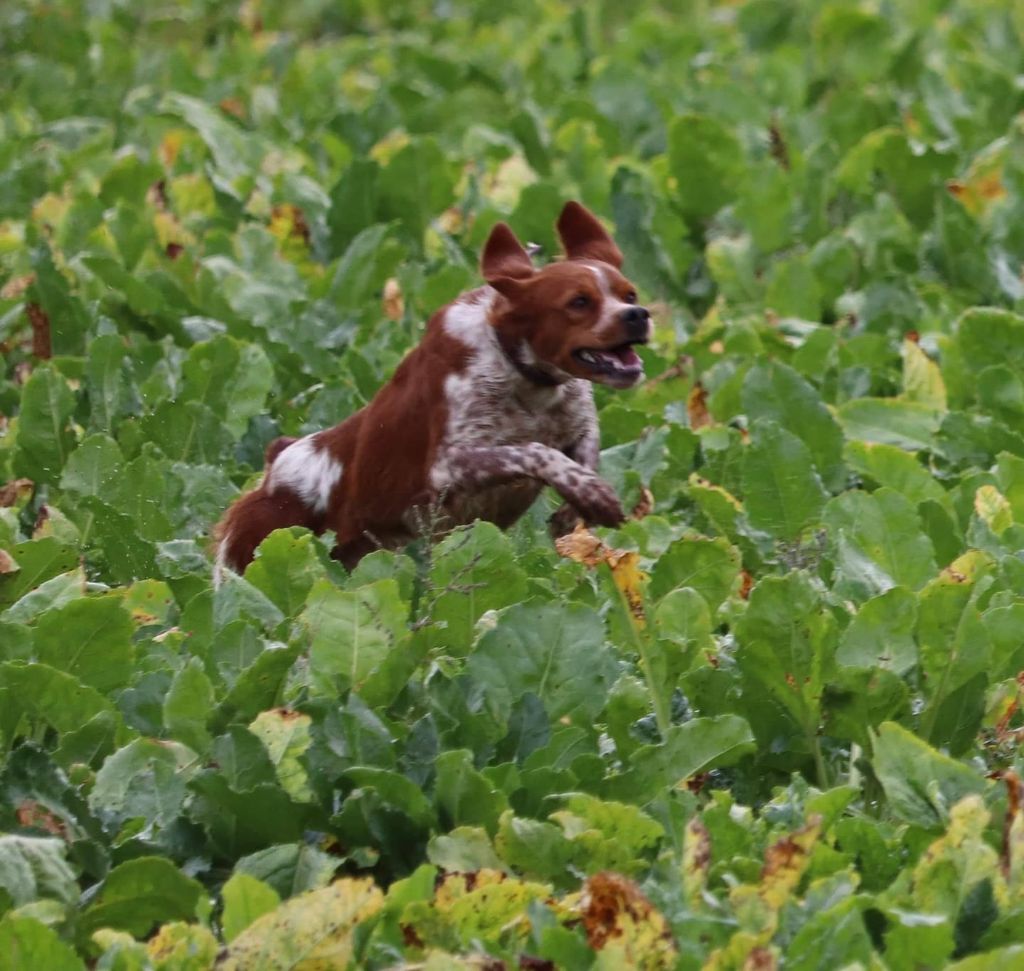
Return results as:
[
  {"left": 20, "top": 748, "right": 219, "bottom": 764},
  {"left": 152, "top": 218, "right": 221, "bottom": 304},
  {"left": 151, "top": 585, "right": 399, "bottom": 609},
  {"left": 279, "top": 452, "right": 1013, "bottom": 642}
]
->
[{"left": 2, "top": 0, "right": 1024, "bottom": 967}]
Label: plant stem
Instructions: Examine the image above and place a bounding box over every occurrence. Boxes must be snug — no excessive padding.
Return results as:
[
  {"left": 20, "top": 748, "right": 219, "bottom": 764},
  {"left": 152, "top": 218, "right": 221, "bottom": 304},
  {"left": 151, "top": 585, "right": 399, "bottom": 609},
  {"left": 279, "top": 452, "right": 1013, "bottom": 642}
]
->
[{"left": 609, "top": 565, "right": 672, "bottom": 739}]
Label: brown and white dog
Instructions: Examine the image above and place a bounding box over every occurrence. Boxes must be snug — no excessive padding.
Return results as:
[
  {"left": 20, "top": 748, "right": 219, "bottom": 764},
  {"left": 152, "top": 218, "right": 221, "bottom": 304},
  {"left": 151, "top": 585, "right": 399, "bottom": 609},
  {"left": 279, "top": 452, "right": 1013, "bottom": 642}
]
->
[{"left": 213, "top": 201, "right": 651, "bottom": 582}]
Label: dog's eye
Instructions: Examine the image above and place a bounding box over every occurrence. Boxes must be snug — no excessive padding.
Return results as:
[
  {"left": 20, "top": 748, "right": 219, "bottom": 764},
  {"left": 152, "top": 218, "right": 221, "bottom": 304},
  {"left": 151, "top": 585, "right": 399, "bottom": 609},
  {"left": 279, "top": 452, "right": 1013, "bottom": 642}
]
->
[
  {"left": 568, "top": 295, "right": 590, "bottom": 310},
  {"left": 624, "top": 291, "right": 638, "bottom": 304}
]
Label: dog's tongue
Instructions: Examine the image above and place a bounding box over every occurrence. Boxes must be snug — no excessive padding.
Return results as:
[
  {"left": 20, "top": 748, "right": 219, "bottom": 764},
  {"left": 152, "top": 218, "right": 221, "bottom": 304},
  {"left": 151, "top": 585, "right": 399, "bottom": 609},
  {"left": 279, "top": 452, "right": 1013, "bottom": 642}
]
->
[{"left": 613, "top": 345, "right": 641, "bottom": 368}]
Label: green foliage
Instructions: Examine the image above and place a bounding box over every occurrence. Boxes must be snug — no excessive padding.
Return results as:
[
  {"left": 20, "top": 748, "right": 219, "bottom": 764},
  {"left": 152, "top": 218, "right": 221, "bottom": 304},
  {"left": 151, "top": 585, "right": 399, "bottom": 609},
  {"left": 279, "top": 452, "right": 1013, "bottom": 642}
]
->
[{"left": 2, "top": 0, "right": 1024, "bottom": 966}]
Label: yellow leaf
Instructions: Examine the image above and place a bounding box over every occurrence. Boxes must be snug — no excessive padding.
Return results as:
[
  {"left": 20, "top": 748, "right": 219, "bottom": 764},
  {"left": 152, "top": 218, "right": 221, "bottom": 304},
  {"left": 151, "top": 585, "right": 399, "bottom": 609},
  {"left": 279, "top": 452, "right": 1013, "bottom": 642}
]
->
[
  {"left": 483, "top": 154, "right": 537, "bottom": 209},
  {"left": 610, "top": 551, "right": 648, "bottom": 630},
  {"left": 579, "top": 872, "right": 678, "bottom": 971},
  {"left": 554, "top": 523, "right": 607, "bottom": 566},
  {"left": 248, "top": 709, "right": 314, "bottom": 803},
  {"left": 382, "top": 277, "right": 404, "bottom": 321},
  {"left": 218, "top": 878, "right": 384, "bottom": 971},
  {"left": 159, "top": 129, "right": 186, "bottom": 169},
  {"left": 146, "top": 922, "right": 218, "bottom": 970},
  {"left": 370, "top": 130, "right": 411, "bottom": 165},
  {"left": 901, "top": 339, "right": 947, "bottom": 411},
  {"left": 403, "top": 869, "right": 552, "bottom": 951},
  {"left": 947, "top": 139, "right": 1009, "bottom": 219},
  {"left": 688, "top": 382, "right": 712, "bottom": 430},
  {"left": 758, "top": 816, "right": 821, "bottom": 911},
  {"left": 975, "top": 485, "right": 1013, "bottom": 536},
  {"left": 682, "top": 817, "right": 711, "bottom": 907}
]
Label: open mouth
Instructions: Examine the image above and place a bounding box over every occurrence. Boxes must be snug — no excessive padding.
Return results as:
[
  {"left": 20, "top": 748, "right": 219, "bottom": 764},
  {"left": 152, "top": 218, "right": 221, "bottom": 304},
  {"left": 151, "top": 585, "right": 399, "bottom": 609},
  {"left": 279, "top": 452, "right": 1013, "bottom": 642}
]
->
[{"left": 573, "top": 339, "right": 647, "bottom": 386}]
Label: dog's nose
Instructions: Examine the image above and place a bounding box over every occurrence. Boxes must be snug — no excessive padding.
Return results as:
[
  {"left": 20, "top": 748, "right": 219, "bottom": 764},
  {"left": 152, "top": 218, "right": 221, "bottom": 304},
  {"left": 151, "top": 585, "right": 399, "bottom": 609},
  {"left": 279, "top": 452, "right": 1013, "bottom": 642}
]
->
[{"left": 619, "top": 305, "right": 650, "bottom": 340}]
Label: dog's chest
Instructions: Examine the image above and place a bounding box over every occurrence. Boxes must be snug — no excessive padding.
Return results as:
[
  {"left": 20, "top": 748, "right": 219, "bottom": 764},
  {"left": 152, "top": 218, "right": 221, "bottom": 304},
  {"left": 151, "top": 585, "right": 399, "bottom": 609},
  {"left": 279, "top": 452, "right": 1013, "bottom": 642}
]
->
[{"left": 442, "top": 375, "right": 590, "bottom": 450}]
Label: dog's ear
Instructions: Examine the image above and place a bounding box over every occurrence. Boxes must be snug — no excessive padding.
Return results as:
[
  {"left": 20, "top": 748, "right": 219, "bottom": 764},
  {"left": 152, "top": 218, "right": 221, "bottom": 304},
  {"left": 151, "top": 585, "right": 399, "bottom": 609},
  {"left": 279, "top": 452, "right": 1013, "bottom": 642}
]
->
[
  {"left": 557, "top": 201, "right": 623, "bottom": 268},
  {"left": 481, "top": 222, "right": 534, "bottom": 297}
]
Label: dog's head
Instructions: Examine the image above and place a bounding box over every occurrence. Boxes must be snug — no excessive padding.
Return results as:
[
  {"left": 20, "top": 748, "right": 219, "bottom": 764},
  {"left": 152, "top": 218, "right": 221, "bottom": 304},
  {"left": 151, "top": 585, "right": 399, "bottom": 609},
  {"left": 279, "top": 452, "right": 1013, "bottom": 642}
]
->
[{"left": 481, "top": 201, "right": 651, "bottom": 389}]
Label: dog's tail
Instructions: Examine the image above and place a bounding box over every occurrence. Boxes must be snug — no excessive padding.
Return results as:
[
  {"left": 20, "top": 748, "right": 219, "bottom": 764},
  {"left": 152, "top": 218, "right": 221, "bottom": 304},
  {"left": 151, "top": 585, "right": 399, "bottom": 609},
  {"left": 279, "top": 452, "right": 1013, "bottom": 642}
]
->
[{"left": 211, "top": 436, "right": 303, "bottom": 587}]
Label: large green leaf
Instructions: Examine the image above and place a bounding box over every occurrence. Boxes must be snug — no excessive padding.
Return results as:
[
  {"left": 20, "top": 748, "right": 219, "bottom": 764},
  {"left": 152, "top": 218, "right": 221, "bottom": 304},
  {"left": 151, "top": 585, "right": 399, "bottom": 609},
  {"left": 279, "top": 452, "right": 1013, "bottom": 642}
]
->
[
  {"left": 742, "top": 360, "right": 846, "bottom": 490},
  {"left": 76, "top": 856, "right": 205, "bottom": 942},
  {"left": 870, "top": 722, "right": 989, "bottom": 828},
  {"left": 300, "top": 578, "right": 410, "bottom": 702},
  {"left": 733, "top": 572, "right": 837, "bottom": 770},
  {"left": 13, "top": 366, "right": 75, "bottom": 486},
  {"left": 466, "top": 601, "right": 618, "bottom": 728},
  {"left": 667, "top": 113, "right": 745, "bottom": 223},
  {"left": 742, "top": 420, "right": 828, "bottom": 539},
  {"left": 32, "top": 594, "right": 134, "bottom": 692}
]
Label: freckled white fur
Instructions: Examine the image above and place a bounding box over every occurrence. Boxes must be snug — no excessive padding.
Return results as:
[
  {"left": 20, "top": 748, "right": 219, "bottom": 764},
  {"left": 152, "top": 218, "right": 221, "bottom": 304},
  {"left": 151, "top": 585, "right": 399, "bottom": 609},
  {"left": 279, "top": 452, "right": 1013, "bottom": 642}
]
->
[
  {"left": 432, "top": 289, "right": 597, "bottom": 500},
  {"left": 268, "top": 434, "right": 343, "bottom": 513}
]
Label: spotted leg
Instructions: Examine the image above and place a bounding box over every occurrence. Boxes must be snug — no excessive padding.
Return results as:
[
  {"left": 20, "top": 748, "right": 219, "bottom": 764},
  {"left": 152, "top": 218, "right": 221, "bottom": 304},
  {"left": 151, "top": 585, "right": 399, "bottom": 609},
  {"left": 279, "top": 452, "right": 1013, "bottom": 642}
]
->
[
  {"left": 443, "top": 443, "right": 624, "bottom": 528},
  {"left": 549, "top": 426, "right": 602, "bottom": 537}
]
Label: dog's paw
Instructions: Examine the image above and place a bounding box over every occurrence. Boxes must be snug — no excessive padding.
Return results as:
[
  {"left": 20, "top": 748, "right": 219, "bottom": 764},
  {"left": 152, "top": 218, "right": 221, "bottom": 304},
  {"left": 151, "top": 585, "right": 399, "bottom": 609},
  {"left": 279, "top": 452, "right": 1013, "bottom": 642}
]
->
[
  {"left": 549, "top": 502, "right": 584, "bottom": 539},
  {"left": 573, "top": 478, "right": 626, "bottom": 529}
]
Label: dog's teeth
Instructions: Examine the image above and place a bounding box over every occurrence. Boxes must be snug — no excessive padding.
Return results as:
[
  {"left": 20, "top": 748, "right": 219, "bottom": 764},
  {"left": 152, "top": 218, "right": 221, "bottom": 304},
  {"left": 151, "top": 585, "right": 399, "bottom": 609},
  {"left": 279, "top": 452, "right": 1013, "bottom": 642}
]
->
[{"left": 581, "top": 351, "right": 596, "bottom": 363}]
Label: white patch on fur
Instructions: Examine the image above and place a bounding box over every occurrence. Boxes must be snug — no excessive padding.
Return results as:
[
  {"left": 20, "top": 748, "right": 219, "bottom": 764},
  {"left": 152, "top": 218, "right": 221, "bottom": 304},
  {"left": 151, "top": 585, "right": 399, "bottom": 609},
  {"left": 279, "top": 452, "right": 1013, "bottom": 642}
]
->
[
  {"left": 267, "top": 435, "right": 343, "bottom": 513},
  {"left": 585, "top": 263, "right": 635, "bottom": 340},
  {"left": 430, "top": 291, "right": 597, "bottom": 500},
  {"left": 213, "top": 534, "right": 230, "bottom": 588}
]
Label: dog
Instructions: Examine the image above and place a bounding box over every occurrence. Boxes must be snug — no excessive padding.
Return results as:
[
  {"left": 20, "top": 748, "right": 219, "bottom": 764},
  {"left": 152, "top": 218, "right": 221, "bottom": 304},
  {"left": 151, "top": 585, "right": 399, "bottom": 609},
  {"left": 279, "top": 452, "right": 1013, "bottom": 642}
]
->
[{"left": 213, "top": 201, "right": 651, "bottom": 582}]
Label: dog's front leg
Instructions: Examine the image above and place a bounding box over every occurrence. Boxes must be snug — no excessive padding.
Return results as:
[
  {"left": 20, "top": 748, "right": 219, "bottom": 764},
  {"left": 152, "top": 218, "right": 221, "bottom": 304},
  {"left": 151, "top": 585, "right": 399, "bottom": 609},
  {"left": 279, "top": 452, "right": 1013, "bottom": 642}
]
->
[
  {"left": 444, "top": 443, "right": 624, "bottom": 527},
  {"left": 548, "top": 427, "right": 601, "bottom": 537}
]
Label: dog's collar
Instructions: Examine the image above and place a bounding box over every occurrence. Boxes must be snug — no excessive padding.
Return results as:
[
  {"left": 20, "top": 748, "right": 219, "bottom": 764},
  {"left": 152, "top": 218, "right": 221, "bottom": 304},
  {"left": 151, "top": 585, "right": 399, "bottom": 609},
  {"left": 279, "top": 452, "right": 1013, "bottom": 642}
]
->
[{"left": 495, "top": 330, "right": 565, "bottom": 388}]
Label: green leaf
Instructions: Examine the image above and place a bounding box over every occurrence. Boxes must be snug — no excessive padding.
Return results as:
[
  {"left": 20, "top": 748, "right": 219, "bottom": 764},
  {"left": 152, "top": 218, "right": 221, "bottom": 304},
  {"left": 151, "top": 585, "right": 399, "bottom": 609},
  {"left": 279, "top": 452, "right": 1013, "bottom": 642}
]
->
[
  {"left": 953, "top": 308, "right": 1024, "bottom": 380},
  {"left": 0, "top": 661, "right": 120, "bottom": 739},
  {"left": 823, "top": 488, "right": 937, "bottom": 598},
  {"left": 141, "top": 400, "right": 234, "bottom": 464},
  {"left": 160, "top": 92, "right": 262, "bottom": 185},
  {"left": 163, "top": 657, "right": 214, "bottom": 755},
  {"left": 377, "top": 137, "right": 456, "bottom": 242},
  {"left": 0, "top": 539, "right": 79, "bottom": 609},
  {"left": 232, "top": 844, "right": 339, "bottom": 900},
  {"left": 742, "top": 420, "right": 828, "bottom": 539},
  {"left": 733, "top": 572, "right": 836, "bottom": 769},
  {"left": 844, "top": 440, "right": 951, "bottom": 512},
  {"left": 466, "top": 601, "right": 618, "bottom": 728},
  {"left": 32, "top": 595, "right": 134, "bottom": 692},
  {"left": 667, "top": 113, "right": 745, "bottom": 223},
  {"left": 59, "top": 434, "right": 123, "bottom": 498},
  {"left": 916, "top": 554, "right": 992, "bottom": 752},
  {"left": 423, "top": 522, "right": 529, "bottom": 656},
  {"left": 428, "top": 826, "right": 505, "bottom": 873},
  {"left": 765, "top": 254, "right": 823, "bottom": 321},
  {"left": 76, "top": 497, "right": 158, "bottom": 584},
  {"left": 83, "top": 334, "right": 134, "bottom": 435},
  {"left": 89, "top": 738, "right": 198, "bottom": 830},
  {"left": 76, "top": 856, "right": 205, "bottom": 943},
  {"left": 602, "top": 715, "right": 755, "bottom": 802},
  {"left": 649, "top": 536, "right": 739, "bottom": 609},
  {"left": 244, "top": 528, "right": 325, "bottom": 620},
  {"left": 13, "top": 366, "right": 75, "bottom": 486},
  {"left": 0, "top": 914, "right": 85, "bottom": 971},
  {"left": 0, "top": 835, "right": 77, "bottom": 907},
  {"left": 220, "top": 873, "right": 281, "bottom": 944},
  {"left": 301, "top": 578, "right": 410, "bottom": 701},
  {"left": 837, "top": 398, "right": 940, "bottom": 451},
  {"left": 550, "top": 793, "right": 664, "bottom": 875},
  {"left": 823, "top": 666, "right": 909, "bottom": 748},
  {"left": 742, "top": 360, "right": 845, "bottom": 490},
  {"left": 434, "top": 749, "right": 509, "bottom": 836},
  {"left": 836, "top": 586, "right": 917, "bottom": 673},
  {"left": 870, "top": 722, "right": 988, "bottom": 828},
  {"left": 181, "top": 336, "right": 273, "bottom": 438}
]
